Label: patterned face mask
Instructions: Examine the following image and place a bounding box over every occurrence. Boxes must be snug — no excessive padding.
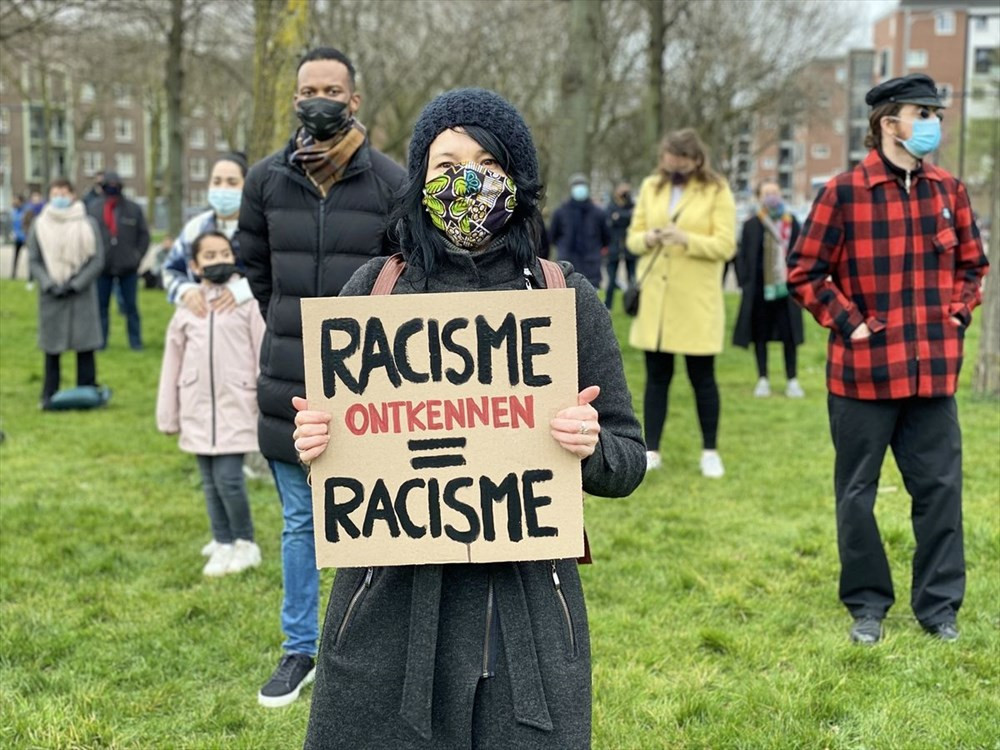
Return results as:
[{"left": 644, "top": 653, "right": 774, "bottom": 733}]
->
[{"left": 422, "top": 163, "right": 518, "bottom": 249}]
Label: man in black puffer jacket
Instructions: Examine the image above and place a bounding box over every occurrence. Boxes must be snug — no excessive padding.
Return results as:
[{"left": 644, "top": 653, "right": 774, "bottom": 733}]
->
[{"left": 239, "top": 46, "right": 405, "bottom": 709}]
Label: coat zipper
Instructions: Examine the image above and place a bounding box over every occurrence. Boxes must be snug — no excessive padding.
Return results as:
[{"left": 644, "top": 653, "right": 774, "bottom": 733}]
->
[
  {"left": 551, "top": 561, "right": 576, "bottom": 655},
  {"left": 315, "top": 200, "right": 324, "bottom": 295},
  {"left": 481, "top": 574, "right": 496, "bottom": 678},
  {"left": 336, "top": 566, "right": 374, "bottom": 646},
  {"left": 208, "top": 309, "right": 216, "bottom": 448}
]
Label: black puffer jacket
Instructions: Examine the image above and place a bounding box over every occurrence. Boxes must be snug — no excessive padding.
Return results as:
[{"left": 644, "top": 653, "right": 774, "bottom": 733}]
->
[{"left": 239, "top": 137, "right": 406, "bottom": 463}]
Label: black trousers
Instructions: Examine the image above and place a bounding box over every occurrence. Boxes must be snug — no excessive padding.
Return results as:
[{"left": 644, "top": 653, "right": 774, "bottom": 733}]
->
[
  {"left": 827, "top": 394, "right": 964, "bottom": 626},
  {"left": 42, "top": 351, "right": 97, "bottom": 402},
  {"left": 643, "top": 352, "right": 719, "bottom": 452}
]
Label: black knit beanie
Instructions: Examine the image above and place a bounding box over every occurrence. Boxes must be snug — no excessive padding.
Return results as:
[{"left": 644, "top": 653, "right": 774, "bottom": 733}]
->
[{"left": 407, "top": 88, "right": 539, "bottom": 185}]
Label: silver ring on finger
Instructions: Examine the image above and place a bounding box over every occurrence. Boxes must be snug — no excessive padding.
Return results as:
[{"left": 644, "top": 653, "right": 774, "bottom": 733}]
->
[{"left": 579, "top": 420, "right": 590, "bottom": 435}]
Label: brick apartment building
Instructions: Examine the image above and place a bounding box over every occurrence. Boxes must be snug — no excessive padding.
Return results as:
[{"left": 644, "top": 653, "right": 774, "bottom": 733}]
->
[{"left": 0, "top": 62, "right": 242, "bottom": 229}]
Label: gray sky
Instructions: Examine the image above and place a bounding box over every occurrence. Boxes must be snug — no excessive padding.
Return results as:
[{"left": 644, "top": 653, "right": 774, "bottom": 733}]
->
[{"left": 839, "top": 0, "right": 899, "bottom": 51}]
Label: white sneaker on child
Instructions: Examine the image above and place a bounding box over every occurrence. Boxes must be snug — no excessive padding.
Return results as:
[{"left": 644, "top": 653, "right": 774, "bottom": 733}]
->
[
  {"left": 700, "top": 451, "right": 725, "bottom": 479},
  {"left": 201, "top": 539, "right": 219, "bottom": 557},
  {"left": 785, "top": 378, "right": 805, "bottom": 398},
  {"left": 645, "top": 451, "right": 662, "bottom": 471},
  {"left": 753, "top": 377, "right": 771, "bottom": 398},
  {"left": 227, "top": 539, "right": 262, "bottom": 574},
  {"left": 203, "top": 543, "right": 235, "bottom": 577}
]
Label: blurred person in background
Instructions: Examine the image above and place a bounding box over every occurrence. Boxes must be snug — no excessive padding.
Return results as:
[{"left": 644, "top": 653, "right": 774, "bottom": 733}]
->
[
  {"left": 626, "top": 129, "right": 736, "bottom": 478},
  {"left": 27, "top": 178, "right": 104, "bottom": 409},
  {"left": 87, "top": 171, "right": 150, "bottom": 351},
  {"left": 604, "top": 181, "right": 635, "bottom": 309},
  {"left": 161, "top": 152, "right": 254, "bottom": 315},
  {"left": 732, "top": 178, "right": 805, "bottom": 398},
  {"left": 10, "top": 194, "right": 28, "bottom": 280},
  {"left": 788, "top": 73, "right": 989, "bottom": 645},
  {"left": 549, "top": 173, "right": 609, "bottom": 290}
]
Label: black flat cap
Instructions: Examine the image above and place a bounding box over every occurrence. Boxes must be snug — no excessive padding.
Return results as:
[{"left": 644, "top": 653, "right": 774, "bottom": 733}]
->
[{"left": 866, "top": 73, "right": 946, "bottom": 108}]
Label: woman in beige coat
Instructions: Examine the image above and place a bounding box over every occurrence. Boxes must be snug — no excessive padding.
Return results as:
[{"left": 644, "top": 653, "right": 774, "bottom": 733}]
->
[{"left": 626, "top": 129, "right": 736, "bottom": 477}]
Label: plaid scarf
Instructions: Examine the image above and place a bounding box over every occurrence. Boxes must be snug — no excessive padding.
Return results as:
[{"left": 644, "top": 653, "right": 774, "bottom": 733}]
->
[
  {"left": 291, "top": 121, "right": 367, "bottom": 198},
  {"left": 758, "top": 208, "right": 792, "bottom": 301}
]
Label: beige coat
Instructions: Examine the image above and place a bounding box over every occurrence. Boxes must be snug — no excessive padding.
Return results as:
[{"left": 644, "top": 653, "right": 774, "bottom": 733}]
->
[{"left": 626, "top": 174, "right": 736, "bottom": 354}]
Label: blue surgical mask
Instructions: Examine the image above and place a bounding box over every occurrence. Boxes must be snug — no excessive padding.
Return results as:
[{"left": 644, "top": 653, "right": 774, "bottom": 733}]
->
[
  {"left": 570, "top": 184, "right": 590, "bottom": 201},
  {"left": 208, "top": 188, "right": 242, "bottom": 217},
  {"left": 894, "top": 117, "right": 941, "bottom": 159},
  {"left": 50, "top": 196, "right": 73, "bottom": 210}
]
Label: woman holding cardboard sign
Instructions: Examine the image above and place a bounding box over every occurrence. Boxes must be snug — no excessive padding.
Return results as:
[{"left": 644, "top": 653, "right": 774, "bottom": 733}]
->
[{"left": 292, "top": 88, "right": 645, "bottom": 750}]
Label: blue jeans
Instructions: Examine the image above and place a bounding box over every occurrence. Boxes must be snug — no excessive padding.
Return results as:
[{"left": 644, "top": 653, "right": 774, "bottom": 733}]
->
[
  {"left": 271, "top": 460, "right": 319, "bottom": 657},
  {"left": 97, "top": 273, "right": 142, "bottom": 349}
]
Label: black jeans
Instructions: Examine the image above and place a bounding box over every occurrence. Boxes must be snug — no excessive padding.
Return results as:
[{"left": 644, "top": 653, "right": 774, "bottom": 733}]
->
[
  {"left": 604, "top": 253, "right": 636, "bottom": 309},
  {"left": 196, "top": 453, "right": 254, "bottom": 544},
  {"left": 828, "top": 394, "right": 964, "bottom": 626},
  {"left": 643, "top": 352, "right": 719, "bottom": 452},
  {"left": 755, "top": 340, "right": 797, "bottom": 380},
  {"left": 42, "top": 351, "right": 96, "bottom": 402}
]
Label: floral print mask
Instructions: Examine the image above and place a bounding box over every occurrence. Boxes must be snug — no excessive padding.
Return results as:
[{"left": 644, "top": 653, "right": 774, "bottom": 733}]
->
[{"left": 422, "top": 163, "right": 518, "bottom": 249}]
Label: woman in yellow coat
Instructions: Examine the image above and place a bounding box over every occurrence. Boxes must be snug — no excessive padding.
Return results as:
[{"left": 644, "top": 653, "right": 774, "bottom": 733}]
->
[{"left": 626, "top": 129, "right": 736, "bottom": 477}]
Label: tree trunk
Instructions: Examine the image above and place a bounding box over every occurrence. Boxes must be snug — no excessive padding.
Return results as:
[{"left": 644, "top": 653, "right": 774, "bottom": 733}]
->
[
  {"left": 147, "top": 93, "right": 163, "bottom": 224},
  {"left": 248, "top": 0, "right": 278, "bottom": 163},
  {"left": 551, "top": 0, "right": 600, "bottom": 206},
  {"left": 39, "top": 66, "right": 52, "bottom": 184},
  {"left": 646, "top": 0, "right": 664, "bottom": 159},
  {"left": 972, "top": 168, "right": 1000, "bottom": 397},
  {"left": 165, "top": 0, "right": 186, "bottom": 235}
]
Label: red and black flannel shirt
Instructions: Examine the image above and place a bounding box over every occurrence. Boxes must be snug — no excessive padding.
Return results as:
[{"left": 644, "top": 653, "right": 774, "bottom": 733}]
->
[{"left": 787, "top": 149, "right": 989, "bottom": 400}]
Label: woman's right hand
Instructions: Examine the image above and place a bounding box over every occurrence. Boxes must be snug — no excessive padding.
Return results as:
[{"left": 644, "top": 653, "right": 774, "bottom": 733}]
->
[
  {"left": 180, "top": 287, "right": 208, "bottom": 318},
  {"left": 292, "top": 396, "right": 331, "bottom": 465}
]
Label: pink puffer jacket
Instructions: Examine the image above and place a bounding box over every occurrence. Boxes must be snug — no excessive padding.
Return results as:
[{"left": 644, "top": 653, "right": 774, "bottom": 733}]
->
[{"left": 156, "top": 281, "right": 265, "bottom": 455}]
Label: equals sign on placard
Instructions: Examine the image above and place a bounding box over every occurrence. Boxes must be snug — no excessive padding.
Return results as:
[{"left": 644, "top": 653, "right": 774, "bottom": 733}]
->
[{"left": 408, "top": 437, "right": 467, "bottom": 469}]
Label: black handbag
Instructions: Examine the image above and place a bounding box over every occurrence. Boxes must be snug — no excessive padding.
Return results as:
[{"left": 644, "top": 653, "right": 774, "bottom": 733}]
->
[{"left": 623, "top": 245, "right": 663, "bottom": 317}]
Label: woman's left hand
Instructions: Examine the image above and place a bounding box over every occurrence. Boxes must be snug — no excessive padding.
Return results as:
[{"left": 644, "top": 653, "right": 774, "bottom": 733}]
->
[
  {"left": 661, "top": 224, "right": 688, "bottom": 247},
  {"left": 550, "top": 385, "right": 601, "bottom": 459}
]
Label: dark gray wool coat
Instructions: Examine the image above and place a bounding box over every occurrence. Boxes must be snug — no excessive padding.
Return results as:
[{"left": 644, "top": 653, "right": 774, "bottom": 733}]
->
[
  {"left": 303, "top": 240, "right": 646, "bottom": 750},
  {"left": 27, "top": 217, "right": 105, "bottom": 355}
]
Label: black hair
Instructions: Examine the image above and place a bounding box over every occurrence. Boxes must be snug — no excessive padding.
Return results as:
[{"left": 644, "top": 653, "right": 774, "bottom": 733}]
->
[
  {"left": 216, "top": 151, "right": 248, "bottom": 177},
  {"left": 390, "top": 123, "right": 546, "bottom": 282},
  {"left": 297, "top": 47, "right": 356, "bottom": 89},
  {"left": 191, "top": 230, "right": 232, "bottom": 263}
]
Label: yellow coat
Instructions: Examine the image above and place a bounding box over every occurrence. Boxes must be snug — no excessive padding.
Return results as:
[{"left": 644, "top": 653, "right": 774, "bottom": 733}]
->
[{"left": 626, "top": 174, "right": 736, "bottom": 354}]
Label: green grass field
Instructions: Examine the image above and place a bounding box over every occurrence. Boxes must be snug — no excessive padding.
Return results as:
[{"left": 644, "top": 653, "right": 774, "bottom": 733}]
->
[{"left": 1, "top": 280, "right": 997, "bottom": 749}]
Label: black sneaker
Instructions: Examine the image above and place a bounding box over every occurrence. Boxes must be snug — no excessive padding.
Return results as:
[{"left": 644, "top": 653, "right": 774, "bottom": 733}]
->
[
  {"left": 258, "top": 653, "right": 316, "bottom": 708},
  {"left": 923, "top": 621, "right": 959, "bottom": 642},
  {"left": 849, "top": 616, "right": 883, "bottom": 645}
]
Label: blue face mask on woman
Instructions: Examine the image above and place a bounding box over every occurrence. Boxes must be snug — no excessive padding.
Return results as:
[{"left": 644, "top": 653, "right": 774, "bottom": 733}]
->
[
  {"left": 893, "top": 116, "right": 941, "bottom": 159},
  {"left": 50, "top": 196, "right": 73, "bottom": 210},
  {"left": 208, "top": 188, "right": 242, "bottom": 217}
]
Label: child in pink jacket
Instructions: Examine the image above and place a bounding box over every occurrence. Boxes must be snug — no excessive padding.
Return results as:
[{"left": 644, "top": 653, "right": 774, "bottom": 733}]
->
[{"left": 157, "top": 231, "right": 266, "bottom": 577}]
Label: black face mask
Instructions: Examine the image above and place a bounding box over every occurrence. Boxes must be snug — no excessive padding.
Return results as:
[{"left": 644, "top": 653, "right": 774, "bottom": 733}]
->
[
  {"left": 200, "top": 263, "right": 238, "bottom": 285},
  {"left": 102, "top": 184, "right": 121, "bottom": 196},
  {"left": 296, "top": 97, "right": 351, "bottom": 141}
]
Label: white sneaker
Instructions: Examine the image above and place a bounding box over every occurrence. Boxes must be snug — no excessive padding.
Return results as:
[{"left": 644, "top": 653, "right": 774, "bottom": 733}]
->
[
  {"left": 227, "top": 539, "right": 262, "bottom": 574},
  {"left": 785, "top": 378, "right": 805, "bottom": 398},
  {"left": 753, "top": 377, "right": 771, "bottom": 398},
  {"left": 645, "top": 451, "right": 662, "bottom": 471},
  {"left": 201, "top": 539, "right": 219, "bottom": 557},
  {"left": 700, "top": 451, "right": 724, "bottom": 479},
  {"left": 202, "top": 543, "right": 235, "bottom": 577}
]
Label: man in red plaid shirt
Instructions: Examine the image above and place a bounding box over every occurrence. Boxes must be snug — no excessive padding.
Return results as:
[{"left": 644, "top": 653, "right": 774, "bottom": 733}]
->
[{"left": 787, "top": 74, "right": 989, "bottom": 645}]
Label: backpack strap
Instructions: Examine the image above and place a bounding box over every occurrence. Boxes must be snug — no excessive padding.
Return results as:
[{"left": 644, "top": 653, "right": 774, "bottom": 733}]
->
[
  {"left": 371, "top": 253, "right": 406, "bottom": 295},
  {"left": 539, "top": 258, "right": 566, "bottom": 289}
]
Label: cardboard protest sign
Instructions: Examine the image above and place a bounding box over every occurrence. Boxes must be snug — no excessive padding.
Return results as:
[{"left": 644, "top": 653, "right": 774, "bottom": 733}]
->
[{"left": 301, "top": 288, "right": 581, "bottom": 568}]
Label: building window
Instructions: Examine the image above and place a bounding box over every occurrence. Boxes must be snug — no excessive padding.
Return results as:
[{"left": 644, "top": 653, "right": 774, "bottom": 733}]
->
[
  {"left": 113, "top": 84, "right": 132, "bottom": 107},
  {"left": 935, "top": 11, "right": 955, "bottom": 36},
  {"left": 84, "top": 118, "right": 103, "bottom": 141},
  {"left": 115, "top": 153, "right": 135, "bottom": 178},
  {"left": 879, "top": 48, "right": 892, "bottom": 78},
  {"left": 190, "top": 156, "right": 207, "bottom": 180},
  {"left": 0, "top": 145, "right": 9, "bottom": 172},
  {"left": 761, "top": 157, "right": 776, "bottom": 170},
  {"left": 974, "top": 16, "right": 988, "bottom": 31},
  {"left": 835, "top": 66, "right": 847, "bottom": 84},
  {"left": 937, "top": 83, "right": 953, "bottom": 107},
  {"left": 906, "top": 50, "right": 928, "bottom": 69},
  {"left": 834, "top": 118, "right": 845, "bottom": 135},
  {"left": 191, "top": 104, "right": 206, "bottom": 118},
  {"left": 82, "top": 151, "right": 104, "bottom": 176},
  {"left": 189, "top": 126, "right": 206, "bottom": 149},
  {"left": 191, "top": 188, "right": 207, "bottom": 207},
  {"left": 811, "top": 144, "right": 831, "bottom": 160},
  {"left": 0, "top": 108, "right": 9, "bottom": 135},
  {"left": 215, "top": 129, "right": 228, "bottom": 150},
  {"left": 778, "top": 172, "right": 791, "bottom": 190},
  {"left": 81, "top": 83, "right": 96, "bottom": 103},
  {"left": 975, "top": 48, "right": 999, "bottom": 75},
  {"left": 115, "top": 117, "right": 134, "bottom": 142}
]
